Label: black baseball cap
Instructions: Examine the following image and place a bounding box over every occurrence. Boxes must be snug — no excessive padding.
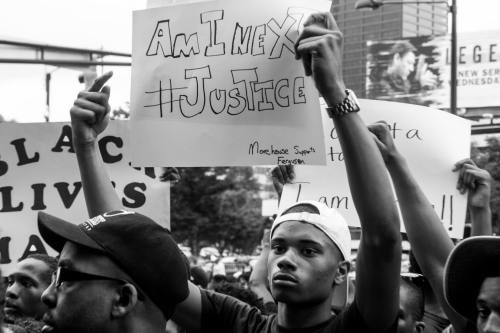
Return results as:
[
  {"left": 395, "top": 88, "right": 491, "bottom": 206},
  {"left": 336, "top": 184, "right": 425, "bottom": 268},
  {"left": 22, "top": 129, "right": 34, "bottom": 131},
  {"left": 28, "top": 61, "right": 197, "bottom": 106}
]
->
[
  {"left": 444, "top": 236, "right": 500, "bottom": 321},
  {"left": 38, "top": 210, "right": 189, "bottom": 320}
]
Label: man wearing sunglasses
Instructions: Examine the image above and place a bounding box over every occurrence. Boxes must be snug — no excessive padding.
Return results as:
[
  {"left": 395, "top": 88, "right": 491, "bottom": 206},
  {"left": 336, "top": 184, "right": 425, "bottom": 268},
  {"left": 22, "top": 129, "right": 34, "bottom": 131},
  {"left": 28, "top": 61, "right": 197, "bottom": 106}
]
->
[{"left": 36, "top": 210, "right": 189, "bottom": 333}]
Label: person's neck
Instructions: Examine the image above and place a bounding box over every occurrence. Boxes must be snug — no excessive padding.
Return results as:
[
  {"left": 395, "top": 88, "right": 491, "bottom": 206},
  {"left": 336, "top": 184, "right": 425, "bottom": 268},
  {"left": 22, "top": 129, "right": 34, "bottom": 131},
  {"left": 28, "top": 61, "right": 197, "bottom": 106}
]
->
[{"left": 277, "top": 299, "right": 333, "bottom": 329}]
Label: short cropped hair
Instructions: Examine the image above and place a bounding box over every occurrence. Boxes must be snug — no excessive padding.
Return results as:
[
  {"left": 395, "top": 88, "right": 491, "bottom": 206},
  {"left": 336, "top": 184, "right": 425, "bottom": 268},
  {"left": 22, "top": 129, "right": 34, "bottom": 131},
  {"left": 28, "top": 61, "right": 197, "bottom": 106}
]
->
[{"left": 25, "top": 254, "right": 58, "bottom": 285}]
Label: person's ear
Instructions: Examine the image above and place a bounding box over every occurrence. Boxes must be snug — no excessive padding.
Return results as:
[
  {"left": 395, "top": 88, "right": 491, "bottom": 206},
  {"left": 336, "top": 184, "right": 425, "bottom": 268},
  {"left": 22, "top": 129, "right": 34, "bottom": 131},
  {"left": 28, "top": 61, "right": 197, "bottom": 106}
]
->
[
  {"left": 111, "top": 283, "right": 139, "bottom": 318},
  {"left": 414, "top": 321, "right": 426, "bottom": 333},
  {"left": 334, "top": 260, "right": 350, "bottom": 286}
]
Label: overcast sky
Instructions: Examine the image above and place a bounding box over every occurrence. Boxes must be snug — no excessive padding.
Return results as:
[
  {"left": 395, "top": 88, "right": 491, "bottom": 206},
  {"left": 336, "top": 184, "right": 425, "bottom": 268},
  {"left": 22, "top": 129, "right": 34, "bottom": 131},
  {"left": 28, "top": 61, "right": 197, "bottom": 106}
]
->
[{"left": 0, "top": 0, "right": 498, "bottom": 122}]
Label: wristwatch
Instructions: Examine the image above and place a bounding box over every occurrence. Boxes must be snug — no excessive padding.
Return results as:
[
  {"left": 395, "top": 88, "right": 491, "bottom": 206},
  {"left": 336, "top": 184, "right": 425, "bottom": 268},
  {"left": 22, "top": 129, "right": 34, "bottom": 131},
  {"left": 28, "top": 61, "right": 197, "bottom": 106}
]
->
[{"left": 325, "top": 89, "right": 360, "bottom": 118}]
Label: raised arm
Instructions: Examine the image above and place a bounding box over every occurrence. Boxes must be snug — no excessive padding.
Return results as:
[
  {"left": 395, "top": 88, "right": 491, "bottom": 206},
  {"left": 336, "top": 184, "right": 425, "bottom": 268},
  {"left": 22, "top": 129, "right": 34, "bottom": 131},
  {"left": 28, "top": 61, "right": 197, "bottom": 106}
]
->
[
  {"left": 296, "top": 13, "right": 401, "bottom": 332},
  {"left": 70, "top": 71, "right": 122, "bottom": 215},
  {"left": 454, "top": 158, "right": 493, "bottom": 236},
  {"left": 368, "top": 122, "right": 468, "bottom": 333},
  {"left": 70, "top": 72, "right": 203, "bottom": 331}
]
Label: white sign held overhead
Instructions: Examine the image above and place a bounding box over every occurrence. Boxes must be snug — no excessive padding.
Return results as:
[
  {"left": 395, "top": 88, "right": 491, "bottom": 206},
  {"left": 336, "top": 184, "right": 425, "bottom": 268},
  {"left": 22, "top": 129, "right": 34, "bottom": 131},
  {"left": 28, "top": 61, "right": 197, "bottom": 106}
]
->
[{"left": 130, "top": 0, "right": 331, "bottom": 166}]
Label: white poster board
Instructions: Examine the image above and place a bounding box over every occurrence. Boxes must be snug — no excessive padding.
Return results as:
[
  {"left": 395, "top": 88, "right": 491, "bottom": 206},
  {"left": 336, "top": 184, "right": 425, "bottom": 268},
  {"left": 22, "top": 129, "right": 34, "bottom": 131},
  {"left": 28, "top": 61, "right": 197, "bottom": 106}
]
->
[
  {"left": 130, "top": 0, "right": 330, "bottom": 166},
  {"left": 280, "top": 99, "right": 471, "bottom": 239},
  {"left": 0, "top": 121, "right": 170, "bottom": 272}
]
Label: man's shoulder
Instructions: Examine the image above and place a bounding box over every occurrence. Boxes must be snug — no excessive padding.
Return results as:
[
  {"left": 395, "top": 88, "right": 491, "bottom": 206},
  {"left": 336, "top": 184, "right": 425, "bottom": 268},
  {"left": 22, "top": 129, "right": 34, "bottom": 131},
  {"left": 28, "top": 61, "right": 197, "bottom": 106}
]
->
[{"left": 201, "top": 289, "right": 274, "bottom": 333}]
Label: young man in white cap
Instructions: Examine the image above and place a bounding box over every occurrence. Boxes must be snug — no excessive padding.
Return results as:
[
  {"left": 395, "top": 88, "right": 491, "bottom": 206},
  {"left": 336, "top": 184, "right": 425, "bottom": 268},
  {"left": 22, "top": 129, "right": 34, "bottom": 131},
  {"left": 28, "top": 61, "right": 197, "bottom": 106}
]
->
[{"left": 68, "top": 11, "right": 401, "bottom": 333}]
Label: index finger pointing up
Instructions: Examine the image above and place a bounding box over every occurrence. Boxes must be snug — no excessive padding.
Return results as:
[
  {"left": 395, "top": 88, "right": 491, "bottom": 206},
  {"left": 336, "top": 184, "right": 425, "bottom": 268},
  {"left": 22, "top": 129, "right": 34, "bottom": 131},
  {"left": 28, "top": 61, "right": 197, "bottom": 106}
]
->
[{"left": 88, "top": 71, "right": 113, "bottom": 92}]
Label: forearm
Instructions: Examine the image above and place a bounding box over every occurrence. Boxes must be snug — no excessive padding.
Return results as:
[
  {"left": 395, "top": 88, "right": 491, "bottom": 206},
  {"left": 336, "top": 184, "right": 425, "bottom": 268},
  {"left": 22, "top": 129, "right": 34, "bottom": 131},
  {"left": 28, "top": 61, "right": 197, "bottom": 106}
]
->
[
  {"left": 387, "top": 155, "right": 467, "bottom": 331},
  {"left": 332, "top": 111, "right": 401, "bottom": 331},
  {"left": 75, "top": 141, "right": 122, "bottom": 217},
  {"left": 333, "top": 113, "right": 400, "bottom": 240},
  {"left": 470, "top": 206, "right": 492, "bottom": 236},
  {"left": 388, "top": 156, "right": 453, "bottom": 266}
]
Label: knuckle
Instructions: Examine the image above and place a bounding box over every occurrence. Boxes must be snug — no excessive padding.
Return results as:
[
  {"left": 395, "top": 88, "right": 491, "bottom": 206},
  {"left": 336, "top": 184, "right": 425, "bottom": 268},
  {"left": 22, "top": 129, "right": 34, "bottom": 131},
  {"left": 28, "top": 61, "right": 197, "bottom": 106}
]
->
[
  {"left": 334, "top": 31, "right": 344, "bottom": 41},
  {"left": 324, "top": 34, "right": 335, "bottom": 45},
  {"left": 70, "top": 106, "right": 81, "bottom": 117},
  {"left": 96, "top": 94, "right": 107, "bottom": 104}
]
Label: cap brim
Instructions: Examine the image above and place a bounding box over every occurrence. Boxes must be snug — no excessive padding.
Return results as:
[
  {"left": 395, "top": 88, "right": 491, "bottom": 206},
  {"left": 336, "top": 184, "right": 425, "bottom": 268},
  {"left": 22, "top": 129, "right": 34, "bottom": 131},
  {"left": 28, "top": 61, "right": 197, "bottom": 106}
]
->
[
  {"left": 38, "top": 212, "right": 103, "bottom": 253},
  {"left": 445, "top": 236, "right": 500, "bottom": 321}
]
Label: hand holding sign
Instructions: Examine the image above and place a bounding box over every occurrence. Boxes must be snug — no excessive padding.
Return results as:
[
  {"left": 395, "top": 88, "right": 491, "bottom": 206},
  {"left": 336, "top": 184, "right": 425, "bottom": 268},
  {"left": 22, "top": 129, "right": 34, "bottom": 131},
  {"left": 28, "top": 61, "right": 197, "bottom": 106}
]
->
[
  {"left": 271, "top": 165, "right": 295, "bottom": 200},
  {"left": 453, "top": 158, "right": 492, "bottom": 208},
  {"left": 70, "top": 71, "right": 113, "bottom": 146},
  {"left": 295, "top": 12, "right": 346, "bottom": 105}
]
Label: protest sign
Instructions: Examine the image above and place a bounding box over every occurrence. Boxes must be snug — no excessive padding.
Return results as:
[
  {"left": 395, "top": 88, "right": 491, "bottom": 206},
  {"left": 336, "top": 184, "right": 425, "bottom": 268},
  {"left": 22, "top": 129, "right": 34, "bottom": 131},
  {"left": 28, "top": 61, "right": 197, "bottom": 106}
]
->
[
  {"left": 130, "top": 0, "right": 330, "bottom": 166},
  {"left": 0, "top": 121, "right": 170, "bottom": 272},
  {"left": 280, "top": 99, "right": 471, "bottom": 239}
]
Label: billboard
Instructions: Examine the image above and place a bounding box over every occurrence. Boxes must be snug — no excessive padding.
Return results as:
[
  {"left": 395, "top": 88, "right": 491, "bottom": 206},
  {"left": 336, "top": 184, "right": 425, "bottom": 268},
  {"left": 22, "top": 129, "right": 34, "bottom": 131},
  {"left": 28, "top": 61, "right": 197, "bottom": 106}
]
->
[{"left": 366, "top": 31, "right": 500, "bottom": 109}]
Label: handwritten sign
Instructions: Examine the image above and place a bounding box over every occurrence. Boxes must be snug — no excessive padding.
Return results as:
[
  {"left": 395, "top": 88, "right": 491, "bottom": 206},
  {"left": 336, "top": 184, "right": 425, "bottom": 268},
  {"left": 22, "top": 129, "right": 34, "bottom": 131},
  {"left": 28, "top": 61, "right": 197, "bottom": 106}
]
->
[
  {"left": 0, "top": 121, "right": 170, "bottom": 272},
  {"left": 280, "top": 99, "right": 471, "bottom": 239},
  {"left": 130, "top": 0, "right": 330, "bottom": 166}
]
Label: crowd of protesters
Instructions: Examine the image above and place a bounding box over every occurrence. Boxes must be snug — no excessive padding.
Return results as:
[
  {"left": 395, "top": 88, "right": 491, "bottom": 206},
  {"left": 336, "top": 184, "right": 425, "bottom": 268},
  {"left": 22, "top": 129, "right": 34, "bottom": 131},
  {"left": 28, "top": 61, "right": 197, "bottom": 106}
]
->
[{"left": 0, "top": 10, "right": 499, "bottom": 333}]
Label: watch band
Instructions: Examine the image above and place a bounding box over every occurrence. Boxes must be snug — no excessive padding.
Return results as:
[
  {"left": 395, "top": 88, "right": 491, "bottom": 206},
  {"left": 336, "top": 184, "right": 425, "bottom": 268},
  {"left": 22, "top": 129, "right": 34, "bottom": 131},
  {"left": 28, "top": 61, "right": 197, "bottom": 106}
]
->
[{"left": 325, "top": 89, "right": 360, "bottom": 118}]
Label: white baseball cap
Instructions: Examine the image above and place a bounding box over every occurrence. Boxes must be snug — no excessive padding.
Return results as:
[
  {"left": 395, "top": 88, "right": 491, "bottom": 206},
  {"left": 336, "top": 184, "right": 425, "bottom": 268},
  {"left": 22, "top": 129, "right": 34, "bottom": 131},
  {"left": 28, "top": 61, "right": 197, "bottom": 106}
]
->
[{"left": 271, "top": 200, "right": 351, "bottom": 261}]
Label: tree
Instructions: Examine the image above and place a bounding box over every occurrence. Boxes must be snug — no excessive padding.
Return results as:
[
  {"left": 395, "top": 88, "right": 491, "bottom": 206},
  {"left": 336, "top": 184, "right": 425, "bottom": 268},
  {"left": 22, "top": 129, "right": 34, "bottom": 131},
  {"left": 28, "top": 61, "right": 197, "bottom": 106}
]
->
[
  {"left": 471, "top": 136, "right": 500, "bottom": 234},
  {"left": 170, "top": 167, "right": 263, "bottom": 256}
]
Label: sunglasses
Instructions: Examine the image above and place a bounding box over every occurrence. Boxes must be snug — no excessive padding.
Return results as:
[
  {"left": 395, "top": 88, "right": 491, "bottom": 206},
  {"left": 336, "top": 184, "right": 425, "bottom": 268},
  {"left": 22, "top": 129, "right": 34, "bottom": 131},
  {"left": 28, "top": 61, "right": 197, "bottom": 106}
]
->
[{"left": 52, "top": 266, "right": 145, "bottom": 300}]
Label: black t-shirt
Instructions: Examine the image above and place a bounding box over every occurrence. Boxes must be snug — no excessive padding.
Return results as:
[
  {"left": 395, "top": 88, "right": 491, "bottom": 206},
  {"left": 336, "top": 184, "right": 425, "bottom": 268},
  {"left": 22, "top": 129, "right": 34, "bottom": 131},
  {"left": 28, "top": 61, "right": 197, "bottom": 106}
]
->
[
  {"left": 200, "top": 289, "right": 397, "bottom": 333},
  {"left": 443, "top": 321, "right": 477, "bottom": 333},
  {"left": 423, "top": 311, "right": 450, "bottom": 333}
]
